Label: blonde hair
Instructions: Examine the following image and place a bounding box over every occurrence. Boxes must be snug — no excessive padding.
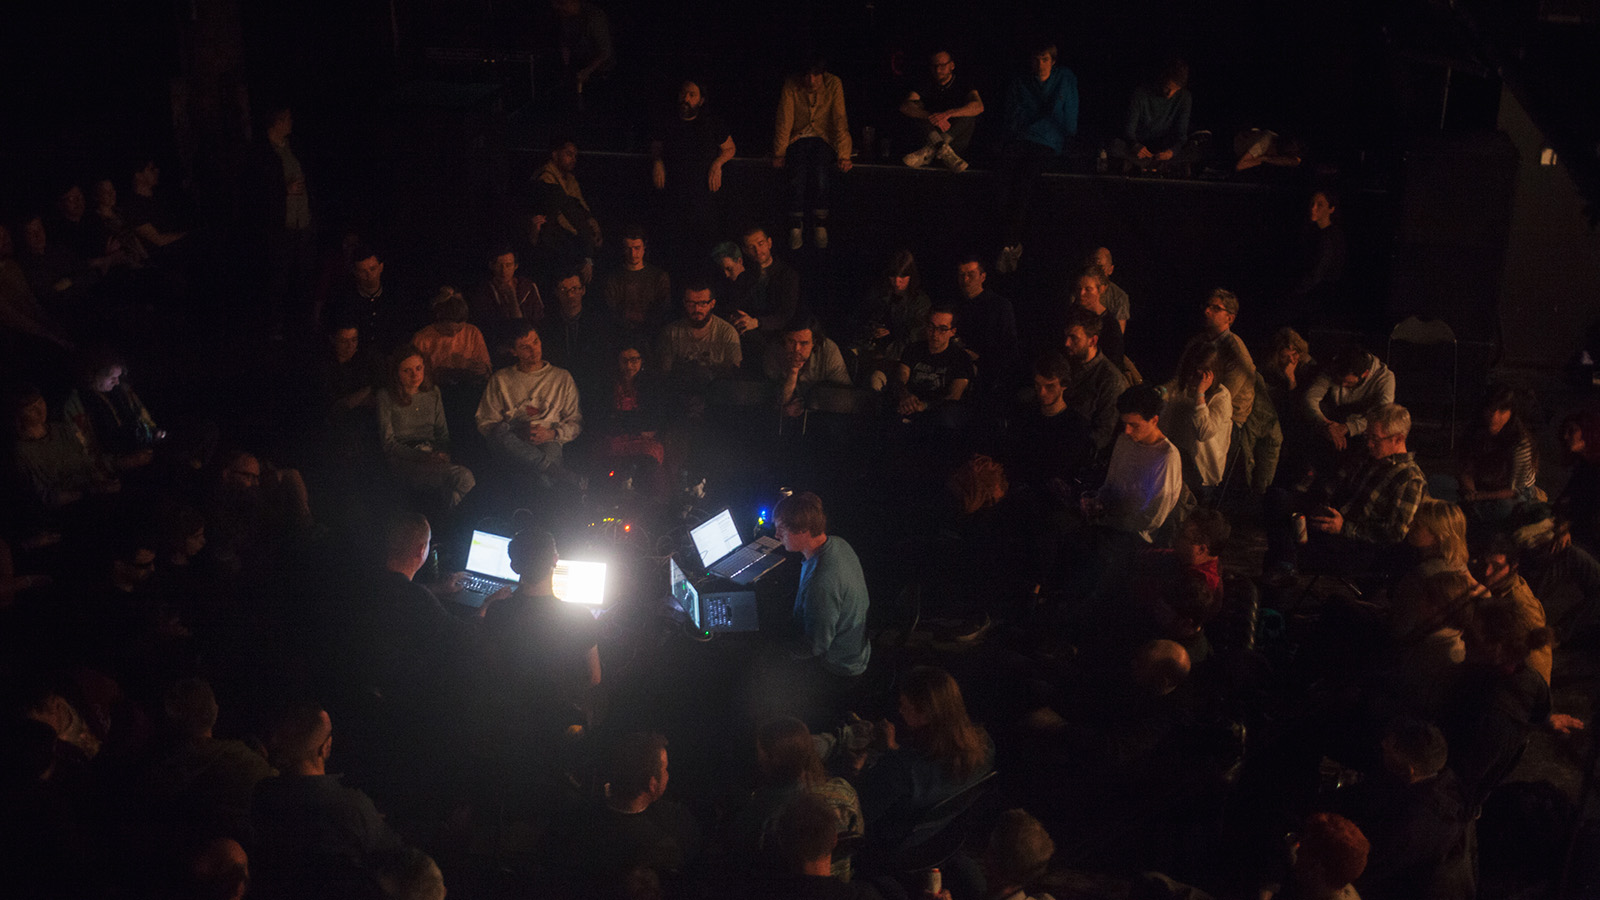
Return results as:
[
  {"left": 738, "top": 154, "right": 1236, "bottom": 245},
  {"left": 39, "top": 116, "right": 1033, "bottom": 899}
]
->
[
  {"left": 948, "top": 455, "right": 1009, "bottom": 515},
  {"left": 1411, "top": 499, "right": 1469, "bottom": 570}
]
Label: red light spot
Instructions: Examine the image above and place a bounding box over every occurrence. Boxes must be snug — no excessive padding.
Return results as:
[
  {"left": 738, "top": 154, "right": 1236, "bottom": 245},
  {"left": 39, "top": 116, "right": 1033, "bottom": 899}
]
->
[{"left": 624, "top": 523, "right": 632, "bottom": 532}]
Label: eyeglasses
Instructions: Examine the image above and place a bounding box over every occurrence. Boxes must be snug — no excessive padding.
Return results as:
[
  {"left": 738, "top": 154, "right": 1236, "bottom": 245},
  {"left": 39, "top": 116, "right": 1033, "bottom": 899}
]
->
[
  {"left": 929, "top": 324, "right": 955, "bottom": 333},
  {"left": 1205, "top": 304, "right": 1230, "bottom": 314}
]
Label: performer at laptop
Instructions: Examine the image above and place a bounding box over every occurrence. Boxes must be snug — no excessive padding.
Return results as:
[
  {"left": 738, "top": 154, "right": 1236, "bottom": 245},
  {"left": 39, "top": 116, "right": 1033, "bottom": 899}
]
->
[{"left": 772, "top": 492, "right": 870, "bottom": 723}]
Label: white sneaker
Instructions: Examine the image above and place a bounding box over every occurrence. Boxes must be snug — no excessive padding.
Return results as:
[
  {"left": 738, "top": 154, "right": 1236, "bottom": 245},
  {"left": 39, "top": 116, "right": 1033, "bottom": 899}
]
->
[
  {"left": 903, "top": 143, "right": 936, "bottom": 168},
  {"left": 935, "top": 143, "right": 969, "bottom": 172},
  {"left": 789, "top": 226, "right": 803, "bottom": 250},
  {"left": 813, "top": 224, "right": 829, "bottom": 249}
]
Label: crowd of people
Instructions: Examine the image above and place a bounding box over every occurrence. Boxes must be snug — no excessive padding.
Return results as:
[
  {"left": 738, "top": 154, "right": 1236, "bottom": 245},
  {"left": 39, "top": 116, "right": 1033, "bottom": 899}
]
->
[{"left": 4, "top": 13, "right": 1600, "bottom": 900}]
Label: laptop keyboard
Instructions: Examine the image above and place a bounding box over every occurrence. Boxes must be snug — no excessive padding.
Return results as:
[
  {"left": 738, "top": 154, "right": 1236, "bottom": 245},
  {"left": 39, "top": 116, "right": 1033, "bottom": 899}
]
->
[
  {"left": 712, "top": 544, "right": 767, "bottom": 576},
  {"left": 461, "top": 574, "right": 507, "bottom": 594},
  {"left": 707, "top": 598, "right": 734, "bottom": 628}
]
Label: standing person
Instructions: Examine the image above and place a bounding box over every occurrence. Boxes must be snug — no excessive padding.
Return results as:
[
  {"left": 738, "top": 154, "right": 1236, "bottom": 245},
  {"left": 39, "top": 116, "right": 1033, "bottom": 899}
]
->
[
  {"left": 248, "top": 104, "right": 314, "bottom": 337},
  {"left": 649, "top": 79, "right": 735, "bottom": 255},
  {"left": 378, "top": 346, "right": 476, "bottom": 511},
  {"left": 995, "top": 41, "right": 1079, "bottom": 273},
  {"left": 1282, "top": 189, "right": 1347, "bottom": 328},
  {"left": 773, "top": 492, "right": 870, "bottom": 722},
  {"left": 899, "top": 48, "right": 984, "bottom": 172},
  {"left": 773, "top": 56, "right": 853, "bottom": 250}
]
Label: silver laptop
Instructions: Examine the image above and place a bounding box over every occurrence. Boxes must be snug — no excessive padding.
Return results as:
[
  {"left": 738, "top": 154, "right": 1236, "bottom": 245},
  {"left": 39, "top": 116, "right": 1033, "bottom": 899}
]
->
[
  {"left": 456, "top": 529, "right": 518, "bottom": 608},
  {"left": 671, "top": 556, "right": 758, "bottom": 633},
  {"left": 689, "top": 509, "right": 785, "bottom": 585}
]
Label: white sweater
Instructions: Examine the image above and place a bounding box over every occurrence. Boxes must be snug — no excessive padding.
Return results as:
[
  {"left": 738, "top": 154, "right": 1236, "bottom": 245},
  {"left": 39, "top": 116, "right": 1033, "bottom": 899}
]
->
[
  {"left": 1163, "top": 385, "right": 1233, "bottom": 487},
  {"left": 475, "top": 362, "right": 583, "bottom": 443},
  {"left": 1097, "top": 434, "right": 1184, "bottom": 542}
]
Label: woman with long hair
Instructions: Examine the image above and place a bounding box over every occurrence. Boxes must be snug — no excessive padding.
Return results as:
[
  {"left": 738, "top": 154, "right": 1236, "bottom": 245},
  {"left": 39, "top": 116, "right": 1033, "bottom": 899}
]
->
[
  {"left": 1457, "top": 385, "right": 1538, "bottom": 525},
  {"left": 857, "top": 666, "right": 993, "bottom": 835},
  {"left": 1163, "top": 342, "right": 1233, "bottom": 498},
  {"left": 851, "top": 249, "right": 931, "bottom": 390},
  {"left": 376, "top": 345, "right": 475, "bottom": 510}
]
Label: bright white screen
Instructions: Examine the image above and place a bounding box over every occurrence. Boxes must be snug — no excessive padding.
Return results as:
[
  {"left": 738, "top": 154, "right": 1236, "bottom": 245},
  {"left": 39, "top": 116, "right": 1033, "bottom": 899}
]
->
[
  {"left": 465, "top": 531, "right": 517, "bottom": 580},
  {"left": 690, "top": 509, "right": 743, "bottom": 568},
  {"left": 670, "top": 557, "right": 700, "bottom": 627},
  {"left": 553, "top": 559, "right": 607, "bottom": 605}
]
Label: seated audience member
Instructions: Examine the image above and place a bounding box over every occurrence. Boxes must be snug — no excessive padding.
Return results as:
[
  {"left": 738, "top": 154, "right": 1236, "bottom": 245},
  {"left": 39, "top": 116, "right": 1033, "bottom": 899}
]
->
[
  {"left": 855, "top": 666, "right": 992, "bottom": 842},
  {"left": 202, "top": 449, "right": 312, "bottom": 574},
  {"left": 1304, "top": 345, "right": 1396, "bottom": 453},
  {"left": 1161, "top": 342, "right": 1232, "bottom": 499},
  {"left": 649, "top": 79, "right": 736, "bottom": 249},
  {"left": 1557, "top": 408, "right": 1600, "bottom": 556},
  {"left": 1069, "top": 265, "right": 1125, "bottom": 370},
  {"left": 726, "top": 717, "right": 863, "bottom": 879},
  {"left": 468, "top": 246, "right": 543, "bottom": 344},
  {"left": 180, "top": 837, "right": 251, "bottom": 900},
  {"left": 1477, "top": 535, "right": 1553, "bottom": 685},
  {"left": 8, "top": 383, "right": 118, "bottom": 511},
  {"left": 1087, "top": 247, "right": 1130, "bottom": 333},
  {"left": 135, "top": 678, "right": 273, "bottom": 840},
  {"left": 1512, "top": 505, "right": 1600, "bottom": 642},
  {"left": 773, "top": 55, "right": 853, "bottom": 250},
  {"left": 764, "top": 318, "right": 851, "bottom": 418},
  {"left": 1261, "top": 812, "right": 1368, "bottom": 900},
  {"left": 550, "top": 0, "right": 614, "bottom": 98},
  {"left": 657, "top": 279, "right": 742, "bottom": 382},
  {"left": 1111, "top": 59, "right": 1196, "bottom": 175},
  {"left": 995, "top": 41, "right": 1078, "bottom": 273},
  {"left": 1007, "top": 352, "right": 1094, "bottom": 495},
  {"left": 535, "top": 137, "right": 603, "bottom": 273},
  {"left": 899, "top": 48, "right": 984, "bottom": 172},
  {"left": 377, "top": 346, "right": 476, "bottom": 510},
  {"left": 482, "top": 528, "right": 603, "bottom": 734},
  {"left": 850, "top": 250, "right": 930, "bottom": 390},
  {"left": 1332, "top": 719, "right": 1469, "bottom": 900},
  {"left": 1383, "top": 501, "right": 1484, "bottom": 715},
  {"left": 1267, "top": 403, "right": 1425, "bottom": 580},
  {"left": 1175, "top": 289, "right": 1256, "bottom": 429},
  {"left": 52, "top": 183, "right": 131, "bottom": 269},
  {"left": 963, "top": 809, "right": 1058, "bottom": 900},
  {"left": 1062, "top": 309, "right": 1131, "bottom": 453},
  {"left": 740, "top": 792, "right": 882, "bottom": 899},
  {"left": 0, "top": 226, "right": 76, "bottom": 351},
  {"left": 475, "top": 321, "right": 583, "bottom": 485},
  {"left": 597, "top": 344, "right": 666, "bottom": 485},
  {"left": 542, "top": 266, "right": 614, "bottom": 395},
  {"left": 62, "top": 349, "right": 161, "bottom": 470},
  {"left": 600, "top": 226, "right": 671, "bottom": 335},
  {"left": 1081, "top": 383, "right": 1183, "bottom": 547},
  {"left": 318, "top": 322, "right": 379, "bottom": 438},
  {"left": 252, "top": 705, "right": 404, "bottom": 888},
  {"left": 1233, "top": 127, "right": 1305, "bottom": 172},
  {"left": 727, "top": 225, "right": 801, "bottom": 357},
  {"left": 892, "top": 307, "right": 973, "bottom": 426},
  {"left": 120, "top": 158, "right": 189, "bottom": 254},
  {"left": 90, "top": 177, "right": 151, "bottom": 267},
  {"left": 954, "top": 255, "right": 1021, "bottom": 403},
  {"left": 325, "top": 245, "right": 405, "bottom": 344},
  {"left": 17, "top": 214, "right": 100, "bottom": 310},
  {"left": 564, "top": 732, "right": 702, "bottom": 885},
  {"left": 1128, "top": 511, "right": 1228, "bottom": 653},
  {"left": 411, "top": 288, "right": 491, "bottom": 384},
  {"left": 1451, "top": 385, "right": 1538, "bottom": 526}
]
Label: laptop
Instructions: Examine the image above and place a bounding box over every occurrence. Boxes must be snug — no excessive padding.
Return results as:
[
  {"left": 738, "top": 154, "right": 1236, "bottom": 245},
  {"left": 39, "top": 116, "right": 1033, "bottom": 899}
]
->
[
  {"left": 671, "top": 555, "right": 759, "bottom": 633},
  {"left": 552, "top": 559, "right": 607, "bottom": 606},
  {"left": 456, "top": 529, "right": 518, "bottom": 608},
  {"left": 689, "top": 509, "right": 785, "bottom": 585}
]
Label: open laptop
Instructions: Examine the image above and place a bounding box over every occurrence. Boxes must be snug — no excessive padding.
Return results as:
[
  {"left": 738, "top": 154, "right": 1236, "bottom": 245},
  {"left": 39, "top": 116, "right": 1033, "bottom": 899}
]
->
[
  {"left": 552, "top": 559, "right": 607, "bottom": 606},
  {"left": 689, "top": 509, "right": 785, "bottom": 585},
  {"left": 671, "top": 555, "right": 759, "bottom": 633},
  {"left": 456, "top": 529, "right": 518, "bottom": 608}
]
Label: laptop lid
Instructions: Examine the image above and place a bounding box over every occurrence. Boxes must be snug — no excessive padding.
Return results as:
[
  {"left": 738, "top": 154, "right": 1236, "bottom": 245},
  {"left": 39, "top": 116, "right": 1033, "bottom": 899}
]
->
[
  {"left": 465, "top": 530, "right": 517, "bottom": 581},
  {"left": 690, "top": 509, "right": 743, "bottom": 569},
  {"left": 670, "top": 556, "right": 702, "bottom": 629},
  {"left": 553, "top": 559, "right": 607, "bottom": 606}
]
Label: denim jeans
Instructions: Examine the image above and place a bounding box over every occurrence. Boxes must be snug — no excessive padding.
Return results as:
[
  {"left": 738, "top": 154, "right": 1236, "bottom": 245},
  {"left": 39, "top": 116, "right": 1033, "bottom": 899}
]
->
[{"left": 785, "top": 136, "right": 836, "bottom": 218}]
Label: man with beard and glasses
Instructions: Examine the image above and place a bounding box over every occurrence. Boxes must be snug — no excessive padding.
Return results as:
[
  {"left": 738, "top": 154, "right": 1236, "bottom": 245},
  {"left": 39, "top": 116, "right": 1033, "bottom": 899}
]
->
[
  {"left": 649, "top": 79, "right": 736, "bottom": 256},
  {"left": 657, "top": 279, "right": 742, "bottom": 380}
]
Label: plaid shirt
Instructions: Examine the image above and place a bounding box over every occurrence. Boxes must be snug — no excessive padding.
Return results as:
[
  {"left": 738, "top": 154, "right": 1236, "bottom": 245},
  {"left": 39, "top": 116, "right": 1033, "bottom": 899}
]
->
[{"left": 1338, "top": 451, "right": 1427, "bottom": 544}]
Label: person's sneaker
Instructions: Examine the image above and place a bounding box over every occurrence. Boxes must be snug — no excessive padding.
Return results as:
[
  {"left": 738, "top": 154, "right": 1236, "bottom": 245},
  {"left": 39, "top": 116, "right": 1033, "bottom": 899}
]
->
[
  {"left": 995, "top": 243, "right": 1023, "bottom": 274},
  {"left": 813, "top": 224, "right": 829, "bottom": 249},
  {"left": 789, "top": 226, "right": 804, "bottom": 250},
  {"left": 935, "top": 143, "right": 969, "bottom": 172},
  {"left": 902, "top": 143, "right": 936, "bottom": 168}
]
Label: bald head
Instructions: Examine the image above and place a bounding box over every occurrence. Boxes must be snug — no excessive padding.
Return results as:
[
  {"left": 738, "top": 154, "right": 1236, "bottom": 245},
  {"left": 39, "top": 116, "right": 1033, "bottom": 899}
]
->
[
  {"left": 1133, "top": 639, "right": 1191, "bottom": 695},
  {"left": 270, "top": 705, "right": 332, "bottom": 773},
  {"left": 385, "top": 511, "right": 432, "bottom": 579}
]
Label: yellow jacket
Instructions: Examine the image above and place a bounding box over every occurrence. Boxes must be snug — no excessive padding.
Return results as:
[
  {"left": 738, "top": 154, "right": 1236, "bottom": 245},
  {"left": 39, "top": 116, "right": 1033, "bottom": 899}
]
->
[{"left": 774, "top": 73, "right": 852, "bottom": 160}]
